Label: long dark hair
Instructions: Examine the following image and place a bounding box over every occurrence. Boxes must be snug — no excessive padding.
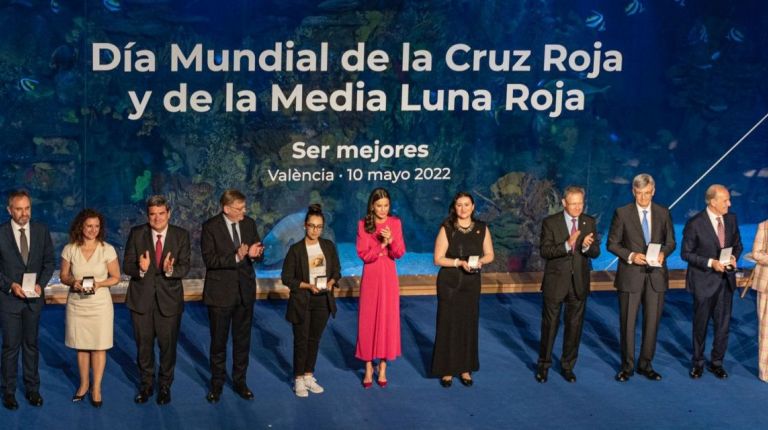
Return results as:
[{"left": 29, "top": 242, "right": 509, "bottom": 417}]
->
[
  {"left": 364, "top": 188, "right": 390, "bottom": 233},
  {"left": 442, "top": 191, "right": 475, "bottom": 229},
  {"left": 68, "top": 208, "right": 106, "bottom": 245},
  {"left": 304, "top": 203, "right": 324, "bottom": 224}
]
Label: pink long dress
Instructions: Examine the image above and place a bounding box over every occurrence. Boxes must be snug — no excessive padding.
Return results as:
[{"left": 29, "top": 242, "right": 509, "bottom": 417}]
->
[{"left": 355, "top": 216, "right": 406, "bottom": 361}]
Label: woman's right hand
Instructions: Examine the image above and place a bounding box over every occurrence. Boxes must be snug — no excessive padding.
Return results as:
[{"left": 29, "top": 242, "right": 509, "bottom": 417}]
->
[{"left": 71, "top": 279, "right": 83, "bottom": 293}]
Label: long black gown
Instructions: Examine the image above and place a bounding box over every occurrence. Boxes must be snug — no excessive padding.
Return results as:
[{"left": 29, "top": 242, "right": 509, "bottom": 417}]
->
[{"left": 431, "top": 220, "right": 487, "bottom": 376}]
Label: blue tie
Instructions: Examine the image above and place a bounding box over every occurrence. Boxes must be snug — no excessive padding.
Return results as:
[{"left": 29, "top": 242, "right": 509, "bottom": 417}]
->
[{"left": 641, "top": 210, "right": 650, "bottom": 244}]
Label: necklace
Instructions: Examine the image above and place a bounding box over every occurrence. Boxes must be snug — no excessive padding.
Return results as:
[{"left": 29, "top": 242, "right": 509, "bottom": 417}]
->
[{"left": 455, "top": 221, "right": 474, "bottom": 233}]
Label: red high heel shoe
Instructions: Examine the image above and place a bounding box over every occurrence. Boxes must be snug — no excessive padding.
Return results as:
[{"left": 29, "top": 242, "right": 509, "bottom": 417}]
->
[
  {"left": 362, "top": 379, "right": 373, "bottom": 389},
  {"left": 376, "top": 378, "right": 388, "bottom": 388}
]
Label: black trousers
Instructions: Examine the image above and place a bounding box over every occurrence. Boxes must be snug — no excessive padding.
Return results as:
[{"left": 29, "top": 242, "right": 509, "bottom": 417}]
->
[
  {"left": 208, "top": 302, "right": 254, "bottom": 391},
  {"left": 538, "top": 280, "right": 586, "bottom": 371},
  {"left": 691, "top": 277, "right": 733, "bottom": 368},
  {"left": 292, "top": 294, "right": 331, "bottom": 377},
  {"left": 130, "top": 301, "right": 182, "bottom": 389},
  {"left": 618, "top": 277, "right": 664, "bottom": 372},
  {"left": 0, "top": 303, "right": 41, "bottom": 394}
]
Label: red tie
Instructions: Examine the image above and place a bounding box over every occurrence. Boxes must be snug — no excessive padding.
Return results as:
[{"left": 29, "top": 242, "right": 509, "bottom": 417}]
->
[
  {"left": 155, "top": 234, "right": 163, "bottom": 268},
  {"left": 571, "top": 218, "right": 578, "bottom": 235},
  {"left": 716, "top": 217, "right": 725, "bottom": 248}
]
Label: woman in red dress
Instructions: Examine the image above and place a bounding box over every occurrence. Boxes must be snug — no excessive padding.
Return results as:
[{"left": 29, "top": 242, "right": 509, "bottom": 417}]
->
[{"left": 355, "top": 188, "right": 406, "bottom": 388}]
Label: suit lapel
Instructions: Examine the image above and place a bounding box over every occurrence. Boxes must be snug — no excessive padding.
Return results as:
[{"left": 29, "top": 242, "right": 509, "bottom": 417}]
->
[
  {"left": 299, "top": 242, "right": 310, "bottom": 282},
  {"left": 4, "top": 223, "right": 25, "bottom": 264},
  {"left": 628, "top": 205, "right": 646, "bottom": 243},
  {"left": 650, "top": 204, "right": 662, "bottom": 243},
  {"left": 698, "top": 211, "right": 721, "bottom": 249},
  {"left": 556, "top": 212, "right": 570, "bottom": 242},
  {"left": 218, "top": 214, "right": 237, "bottom": 248}
]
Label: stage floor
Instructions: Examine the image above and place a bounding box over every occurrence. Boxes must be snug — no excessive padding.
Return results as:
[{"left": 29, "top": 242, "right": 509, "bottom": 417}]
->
[{"left": 2, "top": 290, "right": 766, "bottom": 429}]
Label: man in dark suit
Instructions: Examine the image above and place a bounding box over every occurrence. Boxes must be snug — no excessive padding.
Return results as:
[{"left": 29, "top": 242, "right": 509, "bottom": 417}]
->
[
  {"left": 682, "top": 184, "right": 742, "bottom": 379},
  {"left": 535, "top": 186, "right": 600, "bottom": 383},
  {"left": 0, "top": 190, "right": 55, "bottom": 410},
  {"left": 608, "top": 174, "right": 676, "bottom": 382},
  {"left": 124, "top": 195, "right": 191, "bottom": 405},
  {"left": 201, "top": 189, "right": 263, "bottom": 403}
]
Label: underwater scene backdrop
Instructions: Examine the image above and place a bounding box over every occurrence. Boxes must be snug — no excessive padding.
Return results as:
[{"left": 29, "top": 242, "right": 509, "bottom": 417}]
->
[{"left": 1, "top": 0, "right": 766, "bottom": 277}]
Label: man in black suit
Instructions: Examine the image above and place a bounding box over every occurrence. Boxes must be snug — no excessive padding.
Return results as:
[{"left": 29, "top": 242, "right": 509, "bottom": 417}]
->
[
  {"left": 682, "top": 184, "right": 742, "bottom": 379},
  {"left": 201, "top": 189, "right": 263, "bottom": 403},
  {"left": 0, "top": 190, "right": 55, "bottom": 410},
  {"left": 124, "top": 195, "right": 191, "bottom": 405},
  {"left": 535, "top": 186, "right": 600, "bottom": 383},
  {"left": 608, "top": 174, "right": 676, "bottom": 382}
]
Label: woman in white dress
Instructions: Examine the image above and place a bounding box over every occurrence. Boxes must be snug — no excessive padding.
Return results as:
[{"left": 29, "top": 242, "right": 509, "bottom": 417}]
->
[{"left": 59, "top": 209, "right": 120, "bottom": 407}]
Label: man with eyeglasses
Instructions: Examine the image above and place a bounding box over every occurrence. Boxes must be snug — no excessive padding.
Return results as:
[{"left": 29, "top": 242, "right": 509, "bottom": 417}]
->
[{"left": 201, "top": 189, "right": 264, "bottom": 403}]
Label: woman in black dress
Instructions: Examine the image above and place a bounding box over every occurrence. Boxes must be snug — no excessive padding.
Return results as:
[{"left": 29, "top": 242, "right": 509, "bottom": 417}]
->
[
  {"left": 431, "top": 192, "right": 494, "bottom": 387},
  {"left": 281, "top": 204, "right": 342, "bottom": 397}
]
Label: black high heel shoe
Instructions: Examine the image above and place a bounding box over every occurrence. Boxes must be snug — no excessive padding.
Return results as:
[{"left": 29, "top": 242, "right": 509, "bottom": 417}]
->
[
  {"left": 90, "top": 393, "right": 103, "bottom": 408},
  {"left": 72, "top": 391, "right": 87, "bottom": 403}
]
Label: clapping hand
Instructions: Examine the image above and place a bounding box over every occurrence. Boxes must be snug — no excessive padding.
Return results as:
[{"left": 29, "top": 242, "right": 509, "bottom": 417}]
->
[
  {"left": 236, "top": 244, "right": 249, "bottom": 260},
  {"left": 582, "top": 232, "right": 595, "bottom": 249},
  {"left": 380, "top": 226, "right": 392, "bottom": 246},
  {"left": 248, "top": 242, "right": 264, "bottom": 258},
  {"left": 163, "top": 252, "right": 175, "bottom": 273},
  {"left": 139, "top": 250, "right": 150, "bottom": 272},
  {"left": 567, "top": 229, "right": 580, "bottom": 250}
]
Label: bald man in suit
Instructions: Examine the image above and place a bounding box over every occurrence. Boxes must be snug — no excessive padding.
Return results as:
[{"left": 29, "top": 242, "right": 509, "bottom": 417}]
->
[{"left": 682, "top": 184, "right": 742, "bottom": 379}]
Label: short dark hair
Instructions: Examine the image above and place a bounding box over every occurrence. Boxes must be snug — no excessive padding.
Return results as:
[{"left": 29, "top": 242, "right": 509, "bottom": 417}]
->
[
  {"left": 68, "top": 208, "right": 106, "bottom": 245},
  {"left": 220, "top": 189, "right": 246, "bottom": 207},
  {"left": 146, "top": 195, "right": 170, "bottom": 213},
  {"left": 7, "top": 189, "right": 30, "bottom": 206}
]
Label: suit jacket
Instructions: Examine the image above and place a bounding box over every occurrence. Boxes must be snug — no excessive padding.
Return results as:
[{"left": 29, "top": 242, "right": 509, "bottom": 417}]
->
[
  {"left": 681, "top": 210, "right": 742, "bottom": 297},
  {"left": 0, "top": 221, "right": 55, "bottom": 312},
  {"left": 201, "top": 213, "right": 262, "bottom": 307},
  {"left": 749, "top": 220, "right": 768, "bottom": 293},
  {"left": 540, "top": 211, "right": 600, "bottom": 301},
  {"left": 281, "top": 238, "right": 341, "bottom": 324},
  {"left": 607, "top": 202, "right": 676, "bottom": 293},
  {"left": 124, "top": 223, "right": 191, "bottom": 316}
]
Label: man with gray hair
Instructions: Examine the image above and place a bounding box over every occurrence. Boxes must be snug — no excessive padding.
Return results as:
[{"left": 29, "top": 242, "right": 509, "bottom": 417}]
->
[
  {"left": 682, "top": 184, "right": 742, "bottom": 379},
  {"left": 608, "top": 174, "right": 676, "bottom": 382},
  {"left": 124, "top": 195, "right": 191, "bottom": 405}
]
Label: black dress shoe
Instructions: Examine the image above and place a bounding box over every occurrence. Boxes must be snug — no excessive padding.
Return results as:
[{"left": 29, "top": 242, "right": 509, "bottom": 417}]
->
[
  {"left": 2, "top": 393, "right": 18, "bottom": 410},
  {"left": 156, "top": 386, "right": 171, "bottom": 405},
  {"left": 440, "top": 378, "right": 452, "bottom": 388},
  {"left": 637, "top": 368, "right": 662, "bottom": 381},
  {"left": 535, "top": 368, "right": 548, "bottom": 383},
  {"left": 707, "top": 365, "right": 728, "bottom": 379},
  {"left": 134, "top": 388, "right": 153, "bottom": 404},
  {"left": 615, "top": 370, "right": 633, "bottom": 382},
  {"left": 206, "top": 390, "right": 221, "bottom": 404},
  {"left": 689, "top": 366, "right": 704, "bottom": 379},
  {"left": 561, "top": 370, "right": 577, "bottom": 383},
  {"left": 459, "top": 376, "right": 473, "bottom": 387},
  {"left": 25, "top": 392, "right": 43, "bottom": 407},
  {"left": 234, "top": 385, "right": 254, "bottom": 400}
]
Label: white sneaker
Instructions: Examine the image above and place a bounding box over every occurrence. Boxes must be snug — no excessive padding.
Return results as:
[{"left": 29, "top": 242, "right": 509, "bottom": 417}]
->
[
  {"left": 303, "top": 375, "right": 324, "bottom": 394},
  {"left": 294, "top": 377, "right": 308, "bottom": 397}
]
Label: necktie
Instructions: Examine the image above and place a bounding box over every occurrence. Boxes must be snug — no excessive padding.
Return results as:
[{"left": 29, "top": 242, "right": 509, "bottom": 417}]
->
[
  {"left": 19, "top": 227, "right": 29, "bottom": 264},
  {"left": 231, "top": 223, "right": 241, "bottom": 248},
  {"left": 155, "top": 234, "right": 163, "bottom": 268},
  {"left": 570, "top": 218, "right": 578, "bottom": 235},
  {"left": 641, "top": 210, "right": 650, "bottom": 244},
  {"left": 716, "top": 217, "right": 725, "bottom": 248}
]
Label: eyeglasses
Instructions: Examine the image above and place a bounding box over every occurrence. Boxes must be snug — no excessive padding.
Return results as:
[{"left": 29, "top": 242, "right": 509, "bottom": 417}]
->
[{"left": 306, "top": 223, "right": 324, "bottom": 230}]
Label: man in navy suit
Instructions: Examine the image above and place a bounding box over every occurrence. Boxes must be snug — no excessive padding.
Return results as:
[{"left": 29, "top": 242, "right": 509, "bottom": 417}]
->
[
  {"left": 682, "top": 184, "right": 742, "bottom": 379},
  {"left": 0, "top": 190, "right": 55, "bottom": 410},
  {"left": 201, "top": 189, "right": 264, "bottom": 403},
  {"left": 124, "top": 195, "right": 191, "bottom": 405}
]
